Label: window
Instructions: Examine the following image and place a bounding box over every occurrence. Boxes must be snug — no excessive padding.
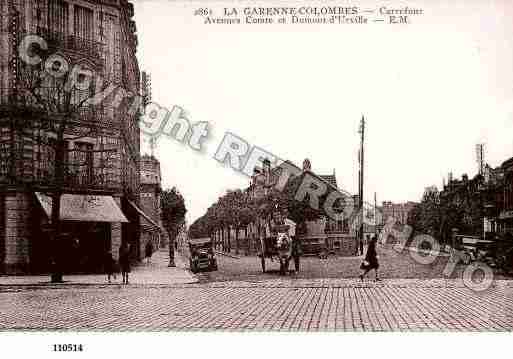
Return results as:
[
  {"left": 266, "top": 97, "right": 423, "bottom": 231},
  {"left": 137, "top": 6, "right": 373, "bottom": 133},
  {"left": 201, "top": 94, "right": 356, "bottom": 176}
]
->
[
  {"left": 40, "top": 138, "right": 69, "bottom": 180},
  {"left": 72, "top": 142, "right": 94, "bottom": 185},
  {"left": 74, "top": 5, "right": 94, "bottom": 41},
  {"left": 48, "top": 0, "right": 69, "bottom": 35}
]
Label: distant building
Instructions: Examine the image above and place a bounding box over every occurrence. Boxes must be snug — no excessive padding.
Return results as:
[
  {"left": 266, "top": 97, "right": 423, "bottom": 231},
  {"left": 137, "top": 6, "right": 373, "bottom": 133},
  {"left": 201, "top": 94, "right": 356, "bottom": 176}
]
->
[
  {"left": 381, "top": 201, "right": 418, "bottom": 226},
  {"left": 440, "top": 156, "right": 513, "bottom": 239},
  {"left": 496, "top": 157, "right": 513, "bottom": 234},
  {"left": 137, "top": 155, "right": 165, "bottom": 256},
  {"left": 249, "top": 158, "right": 356, "bottom": 256}
]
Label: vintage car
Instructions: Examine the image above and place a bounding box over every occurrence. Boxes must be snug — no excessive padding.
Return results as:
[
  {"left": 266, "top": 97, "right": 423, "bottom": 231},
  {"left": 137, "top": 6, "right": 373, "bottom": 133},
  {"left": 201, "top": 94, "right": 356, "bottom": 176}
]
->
[
  {"left": 453, "top": 233, "right": 513, "bottom": 271},
  {"left": 188, "top": 237, "right": 217, "bottom": 273},
  {"left": 453, "top": 235, "right": 494, "bottom": 265}
]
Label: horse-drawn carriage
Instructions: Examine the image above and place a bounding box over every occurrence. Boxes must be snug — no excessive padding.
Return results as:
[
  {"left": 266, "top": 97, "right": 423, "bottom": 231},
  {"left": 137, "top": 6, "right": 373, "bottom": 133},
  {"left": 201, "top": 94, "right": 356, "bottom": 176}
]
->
[{"left": 258, "top": 218, "right": 300, "bottom": 275}]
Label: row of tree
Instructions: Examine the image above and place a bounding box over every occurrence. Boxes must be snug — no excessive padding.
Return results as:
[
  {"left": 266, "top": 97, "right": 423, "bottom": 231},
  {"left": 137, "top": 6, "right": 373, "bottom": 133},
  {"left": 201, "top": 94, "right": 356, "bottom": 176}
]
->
[{"left": 189, "top": 172, "right": 345, "bottom": 254}]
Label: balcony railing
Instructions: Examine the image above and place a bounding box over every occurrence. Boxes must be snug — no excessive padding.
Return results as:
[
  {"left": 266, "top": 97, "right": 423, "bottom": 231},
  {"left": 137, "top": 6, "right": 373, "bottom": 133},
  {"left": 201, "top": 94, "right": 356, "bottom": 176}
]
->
[{"left": 35, "top": 27, "right": 103, "bottom": 60}]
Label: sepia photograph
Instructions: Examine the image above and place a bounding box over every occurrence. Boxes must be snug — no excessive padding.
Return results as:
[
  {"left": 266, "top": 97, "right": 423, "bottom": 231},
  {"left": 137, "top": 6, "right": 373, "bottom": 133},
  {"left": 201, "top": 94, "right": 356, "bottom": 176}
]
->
[{"left": 0, "top": 0, "right": 512, "bottom": 356}]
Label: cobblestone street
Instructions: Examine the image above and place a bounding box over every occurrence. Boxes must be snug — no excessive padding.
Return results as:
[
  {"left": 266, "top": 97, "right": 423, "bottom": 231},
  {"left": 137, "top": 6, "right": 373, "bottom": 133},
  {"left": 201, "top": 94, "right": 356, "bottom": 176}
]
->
[
  {"left": 1, "top": 247, "right": 512, "bottom": 331},
  {"left": 1, "top": 278, "right": 512, "bottom": 331},
  {"left": 197, "top": 244, "right": 513, "bottom": 283}
]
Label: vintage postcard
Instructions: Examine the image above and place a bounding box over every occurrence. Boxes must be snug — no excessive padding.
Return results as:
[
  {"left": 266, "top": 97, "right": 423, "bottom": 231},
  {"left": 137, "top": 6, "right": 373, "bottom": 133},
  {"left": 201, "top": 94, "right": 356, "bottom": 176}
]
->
[{"left": 0, "top": 0, "right": 512, "bottom": 356}]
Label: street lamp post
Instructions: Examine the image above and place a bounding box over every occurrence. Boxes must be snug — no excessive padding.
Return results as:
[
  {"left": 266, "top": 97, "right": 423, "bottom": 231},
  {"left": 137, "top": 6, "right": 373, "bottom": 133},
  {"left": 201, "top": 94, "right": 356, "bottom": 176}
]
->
[{"left": 358, "top": 116, "right": 365, "bottom": 250}]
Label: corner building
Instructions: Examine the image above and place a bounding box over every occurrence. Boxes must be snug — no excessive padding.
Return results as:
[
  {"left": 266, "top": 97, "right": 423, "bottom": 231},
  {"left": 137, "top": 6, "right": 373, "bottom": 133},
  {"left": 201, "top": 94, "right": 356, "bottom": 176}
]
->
[{"left": 0, "top": 0, "right": 142, "bottom": 273}]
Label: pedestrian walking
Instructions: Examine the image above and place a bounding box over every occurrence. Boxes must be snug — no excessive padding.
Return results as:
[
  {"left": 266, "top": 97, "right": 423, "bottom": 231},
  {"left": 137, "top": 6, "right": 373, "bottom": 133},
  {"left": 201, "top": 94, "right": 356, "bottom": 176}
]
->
[
  {"left": 119, "top": 242, "right": 131, "bottom": 284},
  {"left": 359, "top": 235, "right": 380, "bottom": 281},
  {"left": 104, "top": 250, "right": 117, "bottom": 283},
  {"left": 361, "top": 235, "right": 369, "bottom": 256},
  {"left": 145, "top": 241, "right": 154, "bottom": 265}
]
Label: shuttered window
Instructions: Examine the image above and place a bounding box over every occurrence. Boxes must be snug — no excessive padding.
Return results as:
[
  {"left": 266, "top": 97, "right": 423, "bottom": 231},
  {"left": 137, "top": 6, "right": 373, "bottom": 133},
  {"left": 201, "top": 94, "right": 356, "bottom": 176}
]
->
[
  {"left": 47, "top": 0, "right": 69, "bottom": 35},
  {"left": 74, "top": 5, "right": 94, "bottom": 41}
]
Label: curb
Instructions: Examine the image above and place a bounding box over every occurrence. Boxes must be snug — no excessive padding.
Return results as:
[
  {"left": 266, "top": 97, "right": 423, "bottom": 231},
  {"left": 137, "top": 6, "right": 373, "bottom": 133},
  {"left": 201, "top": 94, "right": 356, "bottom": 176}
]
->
[{"left": 215, "top": 251, "right": 241, "bottom": 260}]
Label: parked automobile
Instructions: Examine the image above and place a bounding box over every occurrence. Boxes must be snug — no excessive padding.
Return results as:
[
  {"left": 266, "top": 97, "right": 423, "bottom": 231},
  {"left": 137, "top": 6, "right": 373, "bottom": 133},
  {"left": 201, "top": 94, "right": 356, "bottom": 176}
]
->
[
  {"left": 188, "top": 237, "right": 217, "bottom": 273},
  {"left": 453, "top": 233, "right": 513, "bottom": 272},
  {"left": 453, "top": 235, "right": 494, "bottom": 265}
]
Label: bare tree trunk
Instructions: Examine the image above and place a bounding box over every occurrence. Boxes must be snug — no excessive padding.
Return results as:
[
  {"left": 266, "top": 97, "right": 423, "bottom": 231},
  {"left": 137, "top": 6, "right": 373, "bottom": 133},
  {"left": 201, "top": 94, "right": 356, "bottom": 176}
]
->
[
  {"left": 50, "top": 136, "right": 66, "bottom": 283},
  {"left": 168, "top": 231, "right": 175, "bottom": 267},
  {"left": 235, "top": 227, "right": 239, "bottom": 255},
  {"left": 244, "top": 226, "right": 248, "bottom": 256},
  {"left": 227, "top": 226, "right": 231, "bottom": 253}
]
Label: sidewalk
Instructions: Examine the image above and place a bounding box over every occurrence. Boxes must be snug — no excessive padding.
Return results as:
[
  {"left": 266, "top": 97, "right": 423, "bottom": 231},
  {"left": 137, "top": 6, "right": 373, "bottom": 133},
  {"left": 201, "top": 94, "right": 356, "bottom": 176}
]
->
[{"left": 0, "top": 249, "right": 198, "bottom": 286}]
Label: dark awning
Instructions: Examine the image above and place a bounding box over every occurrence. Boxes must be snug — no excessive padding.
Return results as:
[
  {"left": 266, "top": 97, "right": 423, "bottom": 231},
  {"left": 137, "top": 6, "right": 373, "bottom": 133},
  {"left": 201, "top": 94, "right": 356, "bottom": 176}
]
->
[
  {"left": 35, "top": 192, "right": 128, "bottom": 223},
  {"left": 127, "top": 200, "right": 164, "bottom": 232}
]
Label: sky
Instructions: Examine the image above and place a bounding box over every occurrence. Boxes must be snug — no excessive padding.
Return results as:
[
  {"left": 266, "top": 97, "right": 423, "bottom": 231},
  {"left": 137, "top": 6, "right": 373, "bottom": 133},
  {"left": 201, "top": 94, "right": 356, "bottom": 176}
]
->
[{"left": 133, "top": 0, "right": 513, "bottom": 224}]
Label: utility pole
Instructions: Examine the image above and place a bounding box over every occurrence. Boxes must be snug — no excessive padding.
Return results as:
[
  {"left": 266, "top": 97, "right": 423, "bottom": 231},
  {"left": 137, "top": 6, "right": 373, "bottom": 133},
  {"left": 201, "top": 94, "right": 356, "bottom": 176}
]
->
[
  {"left": 358, "top": 115, "right": 365, "bottom": 248},
  {"left": 374, "top": 192, "right": 377, "bottom": 238}
]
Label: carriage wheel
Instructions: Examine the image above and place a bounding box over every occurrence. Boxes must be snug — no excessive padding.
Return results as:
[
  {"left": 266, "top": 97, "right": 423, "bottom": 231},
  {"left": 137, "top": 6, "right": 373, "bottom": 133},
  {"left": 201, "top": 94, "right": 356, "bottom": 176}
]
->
[{"left": 261, "top": 256, "right": 266, "bottom": 273}]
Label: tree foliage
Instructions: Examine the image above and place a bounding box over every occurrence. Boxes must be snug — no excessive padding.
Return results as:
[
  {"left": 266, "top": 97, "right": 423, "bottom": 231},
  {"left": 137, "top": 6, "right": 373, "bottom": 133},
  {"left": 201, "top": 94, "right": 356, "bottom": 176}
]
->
[
  {"left": 161, "top": 187, "right": 187, "bottom": 241},
  {"left": 408, "top": 181, "right": 485, "bottom": 243}
]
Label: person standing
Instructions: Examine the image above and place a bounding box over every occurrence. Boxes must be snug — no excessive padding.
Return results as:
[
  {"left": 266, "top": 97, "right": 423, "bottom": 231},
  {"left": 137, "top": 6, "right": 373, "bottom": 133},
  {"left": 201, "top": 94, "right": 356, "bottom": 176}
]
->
[
  {"left": 361, "top": 235, "right": 368, "bottom": 256},
  {"left": 104, "top": 250, "right": 117, "bottom": 283},
  {"left": 119, "top": 242, "right": 131, "bottom": 285},
  {"left": 359, "top": 236, "right": 380, "bottom": 281},
  {"left": 145, "top": 241, "right": 154, "bottom": 265}
]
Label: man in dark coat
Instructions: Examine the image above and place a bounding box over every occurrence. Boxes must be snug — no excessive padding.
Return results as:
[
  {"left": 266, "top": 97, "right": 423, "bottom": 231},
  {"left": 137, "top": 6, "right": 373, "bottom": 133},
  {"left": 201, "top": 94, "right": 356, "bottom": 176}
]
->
[
  {"left": 145, "top": 241, "right": 154, "bottom": 265},
  {"left": 359, "top": 236, "right": 380, "bottom": 281},
  {"left": 119, "top": 242, "right": 131, "bottom": 284},
  {"left": 104, "top": 250, "right": 117, "bottom": 283}
]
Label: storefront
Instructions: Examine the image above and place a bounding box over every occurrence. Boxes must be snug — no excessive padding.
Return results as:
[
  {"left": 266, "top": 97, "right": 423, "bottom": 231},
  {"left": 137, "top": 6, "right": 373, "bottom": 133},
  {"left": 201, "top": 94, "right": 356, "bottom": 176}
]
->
[{"left": 32, "top": 192, "right": 128, "bottom": 274}]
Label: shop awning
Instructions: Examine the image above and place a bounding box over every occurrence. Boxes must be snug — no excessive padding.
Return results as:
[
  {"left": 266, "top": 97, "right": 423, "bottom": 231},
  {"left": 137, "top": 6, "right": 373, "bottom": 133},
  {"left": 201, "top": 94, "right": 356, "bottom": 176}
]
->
[
  {"left": 35, "top": 192, "right": 128, "bottom": 223},
  {"left": 127, "top": 200, "right": 165, "bottom": 232}
]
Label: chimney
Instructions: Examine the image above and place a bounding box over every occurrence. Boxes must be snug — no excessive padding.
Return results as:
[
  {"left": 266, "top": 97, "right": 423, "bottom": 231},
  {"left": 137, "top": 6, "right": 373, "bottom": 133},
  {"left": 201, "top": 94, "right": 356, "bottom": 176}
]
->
[
  {"left": 302, "top": 158, "right": 311, "bottom": 171},
  {"left": 263, "top": 158, "right": 271, "bottom": 174}
]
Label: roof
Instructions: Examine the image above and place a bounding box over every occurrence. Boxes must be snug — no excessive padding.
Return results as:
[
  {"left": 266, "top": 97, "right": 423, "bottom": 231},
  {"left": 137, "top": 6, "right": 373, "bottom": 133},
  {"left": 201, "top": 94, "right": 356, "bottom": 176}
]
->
[{"left": 319, "top": 175, "right": 338, "bottom": 188}]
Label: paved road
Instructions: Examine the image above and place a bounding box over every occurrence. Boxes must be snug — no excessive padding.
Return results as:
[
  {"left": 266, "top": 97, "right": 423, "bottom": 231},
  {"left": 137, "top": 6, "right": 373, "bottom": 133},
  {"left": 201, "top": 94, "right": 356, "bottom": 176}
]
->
[
  {"left": 1, "top": 279, "right": 512, "bottom": 331},
  {"left": 196, "top": 244, "right": 512, "bottom": 283}
]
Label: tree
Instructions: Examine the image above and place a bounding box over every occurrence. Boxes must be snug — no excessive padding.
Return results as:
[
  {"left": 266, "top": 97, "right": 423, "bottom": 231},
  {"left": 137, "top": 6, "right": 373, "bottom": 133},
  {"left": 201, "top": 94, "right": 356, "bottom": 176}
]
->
[
  {"left": 4, "top": 36, "right": 123, "bottom": 282},
  {"left": 409, "top": 180, "right": 485, "bottom": 246},
  {"left": 161, "top": 187, "right": 187, "bottom": 267}
]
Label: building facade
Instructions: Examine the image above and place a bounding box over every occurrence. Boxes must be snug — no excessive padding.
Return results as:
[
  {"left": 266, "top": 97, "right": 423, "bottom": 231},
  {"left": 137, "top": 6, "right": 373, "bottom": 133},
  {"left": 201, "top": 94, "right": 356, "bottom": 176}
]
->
[
  {"left": 496, "top": 158, "right": 513, "bottom": 235},
  {"left": 438, "top": 156, "right": 513, "bottom": 240},
  {"left": 381, "top": 201, "right": 417, "bottom": 226},
  {"left": 138, "top": 154, "right": 165, "bottom": 255},
  {"left": 248, "top": 158, "right": 356, "bottom": 256},
  {"left": 0, "top": 0, "right": 142, "bottom": 273}
]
